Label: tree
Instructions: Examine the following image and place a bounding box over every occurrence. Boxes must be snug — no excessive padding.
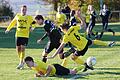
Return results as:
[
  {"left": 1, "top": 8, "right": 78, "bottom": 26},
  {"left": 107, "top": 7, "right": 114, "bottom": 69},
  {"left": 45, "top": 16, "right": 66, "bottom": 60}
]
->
[{"left": 0, "top": 0, "right": 14, "bottom": 17}]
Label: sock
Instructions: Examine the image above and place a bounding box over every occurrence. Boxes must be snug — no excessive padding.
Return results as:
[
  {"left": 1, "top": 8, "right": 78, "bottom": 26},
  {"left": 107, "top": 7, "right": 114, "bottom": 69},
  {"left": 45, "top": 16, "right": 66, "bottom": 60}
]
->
[
  {"left": 18, "top": 52, "right": 21, "bottom": 58},
  {"left": 20, "top": 51, "right": 25, "bottom": 64},
  {"left": 73, "top": 65, "right": 85, "bottom": 72},
  {"left": 42, "top": 56, "right": 47, "bottom": 63},
  {"left": 93, "top": 39, "right": 108, "bottom": 46},
  {"left": 74, "top": 57, "right": 84, "bottom": 65},
  {"left": 61, "top": 58, "right": 67, "bottom": 67}
]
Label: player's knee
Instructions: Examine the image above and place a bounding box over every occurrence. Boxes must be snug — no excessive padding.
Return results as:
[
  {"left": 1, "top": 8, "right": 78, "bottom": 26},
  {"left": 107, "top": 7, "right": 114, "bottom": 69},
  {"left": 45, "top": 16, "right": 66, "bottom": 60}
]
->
[
  {"left": 59, "top": 54, "right": 64, "bottom": 59},
  {"left": 71, "top": 55, "right": 77, "bottom": 60}
]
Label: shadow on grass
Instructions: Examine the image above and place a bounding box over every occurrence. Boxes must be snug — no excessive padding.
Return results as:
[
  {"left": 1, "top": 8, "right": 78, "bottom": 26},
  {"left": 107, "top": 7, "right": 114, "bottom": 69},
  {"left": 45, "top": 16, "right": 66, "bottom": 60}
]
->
[{"left": 94, "top": 67, "right": 120, "bottom": 75}]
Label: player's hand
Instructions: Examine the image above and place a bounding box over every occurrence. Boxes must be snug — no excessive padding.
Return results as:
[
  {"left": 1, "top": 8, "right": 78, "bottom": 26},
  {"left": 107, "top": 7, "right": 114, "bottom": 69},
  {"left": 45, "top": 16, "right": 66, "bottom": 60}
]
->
[
  {"left": 37, "top": 39, "right": 42, "bottom": 44},
  {"left": 30, "top": 28, "right": 35, "bottom": 32},
  {"left": 5, "top": 30, "right": 9, "bottom": 34},
  {"left": 35, "top": 73, "right": 43, "bottom": 77}
]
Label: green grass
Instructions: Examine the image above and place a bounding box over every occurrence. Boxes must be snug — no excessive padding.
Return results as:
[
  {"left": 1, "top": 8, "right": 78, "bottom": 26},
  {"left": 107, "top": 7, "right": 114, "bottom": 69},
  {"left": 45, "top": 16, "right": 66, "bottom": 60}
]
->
[{"left": 0, "top": 24, "right": 120, "bottom": 80}]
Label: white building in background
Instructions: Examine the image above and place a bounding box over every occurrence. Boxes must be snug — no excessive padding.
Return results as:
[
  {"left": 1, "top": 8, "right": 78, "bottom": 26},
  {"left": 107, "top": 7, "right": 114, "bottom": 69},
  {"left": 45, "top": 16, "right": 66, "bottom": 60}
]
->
[{"left": 7, "top": 0, "right": 53, "bottom": 16}]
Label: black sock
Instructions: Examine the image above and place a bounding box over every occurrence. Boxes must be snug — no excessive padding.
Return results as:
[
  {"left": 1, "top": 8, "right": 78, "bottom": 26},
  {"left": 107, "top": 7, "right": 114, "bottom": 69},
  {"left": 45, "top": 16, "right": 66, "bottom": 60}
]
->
[{"left": 42, "top": 56, "right": 47, "bottom": 63}]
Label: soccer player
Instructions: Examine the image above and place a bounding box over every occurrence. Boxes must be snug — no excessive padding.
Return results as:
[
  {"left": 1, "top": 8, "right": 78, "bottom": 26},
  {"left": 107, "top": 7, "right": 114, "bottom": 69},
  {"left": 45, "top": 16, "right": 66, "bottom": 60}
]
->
[
  {"left": 99, "top": 4, "right": 115, "bottom": 39},
  {"left": 56, "top": 6, "right": 67, "bottom": 28},
  {"left": 86, "top": 5, "right": 97, "bottom": 38},
  {"left": 5, "top": 5, "right": 36, "bottom": 69},
  {"left": 47, "top": 10, "right": 115, "bottom": 72},
  {"left": 69, "top": 10, "right": 77, "bottom": 27},
  {"left": 25, "top": 56, "right": 84, "bottom": 77},
  {"left": 35, "top": 15, "right": 63, "bottom": 63}
]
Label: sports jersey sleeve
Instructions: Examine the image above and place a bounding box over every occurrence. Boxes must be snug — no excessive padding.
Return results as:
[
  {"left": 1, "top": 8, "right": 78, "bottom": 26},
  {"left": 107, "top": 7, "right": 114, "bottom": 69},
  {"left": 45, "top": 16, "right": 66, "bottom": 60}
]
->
[
  {"left": 6, "top": 14, "right": 17, "bottom": 31},
  {"left": 74, "top": 25, "right": 80, "bottom": 30},
  {"left": 29, "top": 16, "right": 37, "bottom": 28},
  {"left": 63, "top": 35, "right": 68, "bottom": 44}
]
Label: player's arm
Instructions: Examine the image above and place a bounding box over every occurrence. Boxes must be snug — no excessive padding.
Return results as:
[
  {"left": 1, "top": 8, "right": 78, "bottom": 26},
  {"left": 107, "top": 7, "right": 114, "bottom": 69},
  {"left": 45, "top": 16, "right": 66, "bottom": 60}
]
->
[
  {"left": 30, "top": 21, "right": 36, "bottom": 32},
  {"left": 44, "top": 65, "right": 53, "bottom": 77},
  {"left": 5, "top": 16, "right": 17, "bottom": 33},
  {"left": 47, "top": 42, "right": 65, "bottom": 59},
  {"left": 76, "top": 10, "right": 86, "bottom": 29},
  {"left": 37, "top": 32, "right": 47, "bottom": 43}
]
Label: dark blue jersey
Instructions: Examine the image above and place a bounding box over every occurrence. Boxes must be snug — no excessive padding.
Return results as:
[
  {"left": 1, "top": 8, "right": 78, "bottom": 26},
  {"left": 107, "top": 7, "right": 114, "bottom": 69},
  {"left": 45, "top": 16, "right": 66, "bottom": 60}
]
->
[
  {"left": 70, "top": 16, "right": 77, "bottom": 26},
  {"left": 99, "top": 9, "right": 111, "bottom": 22},
  {"left": 90, "top": 11, "right": 97, "bottom": 22},
  {"left": 41, "top": 20, "right": 62, "bottom": 43}
]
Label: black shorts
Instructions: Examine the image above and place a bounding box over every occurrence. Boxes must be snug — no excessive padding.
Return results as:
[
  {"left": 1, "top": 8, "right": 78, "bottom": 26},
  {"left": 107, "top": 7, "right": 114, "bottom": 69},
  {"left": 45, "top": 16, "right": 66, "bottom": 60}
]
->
[
  {"left": 74, "top": 39, "right": 92, "bottom": 56},
  {"left": 45, "top": 42, "right": 63, "bottom": 53},
  {"left": 52, "top": 64, "right": 70, "bottom": 75},
  {"left": 16, "top": 37, "right": 28, "bottom": 46}
]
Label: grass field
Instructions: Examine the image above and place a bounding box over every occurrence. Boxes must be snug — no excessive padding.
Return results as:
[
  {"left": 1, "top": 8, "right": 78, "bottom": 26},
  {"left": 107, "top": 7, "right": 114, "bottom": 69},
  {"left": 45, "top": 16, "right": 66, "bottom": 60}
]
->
[{"left": 0, "top": 24, "right": 120, "bottom": 80}]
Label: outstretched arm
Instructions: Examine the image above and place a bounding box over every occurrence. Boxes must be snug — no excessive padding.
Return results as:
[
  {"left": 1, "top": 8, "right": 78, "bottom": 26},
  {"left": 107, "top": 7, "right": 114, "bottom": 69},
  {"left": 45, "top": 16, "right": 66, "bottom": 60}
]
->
[
  {"left": 5, "top": 16, "right": 17, "bottom": 33},
  {"left": 44, "top": 65, "right": 53, "bottom": 77},
  {"left": 76, "top": 10, "right": 86, "bottom": 29},
  {"left": 47, "top": 42, "right": 65, "bottom": 59}
]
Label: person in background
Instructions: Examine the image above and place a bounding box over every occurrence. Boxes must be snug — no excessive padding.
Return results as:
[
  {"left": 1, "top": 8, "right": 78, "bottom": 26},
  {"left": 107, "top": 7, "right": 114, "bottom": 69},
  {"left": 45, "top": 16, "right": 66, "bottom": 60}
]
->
[
  {"left": 99, "top": 4, "right": 115, "bottom": 39},
  {"left": 86, "top": 5, "right": 97, "bottom": 38}
]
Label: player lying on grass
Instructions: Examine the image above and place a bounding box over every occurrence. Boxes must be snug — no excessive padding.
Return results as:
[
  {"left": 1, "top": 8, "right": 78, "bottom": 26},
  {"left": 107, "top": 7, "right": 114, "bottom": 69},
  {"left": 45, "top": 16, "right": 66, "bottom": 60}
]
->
[
  {"left": 47, "top": 10, "right": 115, "bottom": 72},
  {"left": 25, "top": 56, "right": 84, "bottom": 77}
]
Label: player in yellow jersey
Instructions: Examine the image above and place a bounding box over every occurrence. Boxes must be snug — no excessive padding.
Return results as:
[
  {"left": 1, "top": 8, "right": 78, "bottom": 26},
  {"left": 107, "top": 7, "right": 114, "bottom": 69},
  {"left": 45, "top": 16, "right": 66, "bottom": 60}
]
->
[
  {"left": 56, "top": 6, "right": 67, "bottom": 27},
  {"left": 25, "top": 56, "right": 84, "bottom": 77},
  {"left": 5, "top": 5, "right": 36, "bottom": 69},
  {"left": 47, "top": 10, "right": 115, "bottom": 72}
]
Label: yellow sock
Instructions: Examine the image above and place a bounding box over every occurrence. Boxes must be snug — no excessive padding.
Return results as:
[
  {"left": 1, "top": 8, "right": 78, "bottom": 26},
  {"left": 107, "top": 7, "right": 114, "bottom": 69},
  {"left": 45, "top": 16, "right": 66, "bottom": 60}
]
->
[
  {"left": 93, "top": 39, "right": 108, "bottom": 46},
  {"left": 20, "top": 51, "right": 25, "bottom": 63},
  {"left": 73, "top": 65, "right": 85, "bottom": 72},
  {"left": 74, "top": 57, "right": 84, "bottom": 65},
  {"left": 18, "top": 52, "right": 21, "bottom": 58},
  {"left": 61, "top": 58, "right": 67, "bottom": 67}
]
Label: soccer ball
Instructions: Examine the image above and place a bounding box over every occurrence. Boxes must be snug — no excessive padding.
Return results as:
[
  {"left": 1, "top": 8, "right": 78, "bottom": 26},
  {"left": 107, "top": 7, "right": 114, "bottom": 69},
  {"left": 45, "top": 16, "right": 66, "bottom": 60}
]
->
[{"left": 86, "top": 56, "right": 96, "bottom": 67}]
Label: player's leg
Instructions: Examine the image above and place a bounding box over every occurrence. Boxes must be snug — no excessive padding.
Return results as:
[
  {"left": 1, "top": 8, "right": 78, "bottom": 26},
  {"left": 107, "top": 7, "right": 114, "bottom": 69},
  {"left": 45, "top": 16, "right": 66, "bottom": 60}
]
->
[
  {"left": 16, "top": 37, "right": 28, "bottom": 69},
  {"left": 107, "top": 29, "right": 115, "bottom": 36},
  {"left": 52, "top": 64, "right": 70, "bottom": 75},
  {"left": 42, "top": 42, "right": 54, "bottom": 63},
  {"left": 16, "top": 46, "right": 21, "bottom": 59},
  {"left": 61, "top": 47, "right": 76, "bottom": 67},
  {"left": 93, "top": 39, "right": 115, "bottom": 47}
]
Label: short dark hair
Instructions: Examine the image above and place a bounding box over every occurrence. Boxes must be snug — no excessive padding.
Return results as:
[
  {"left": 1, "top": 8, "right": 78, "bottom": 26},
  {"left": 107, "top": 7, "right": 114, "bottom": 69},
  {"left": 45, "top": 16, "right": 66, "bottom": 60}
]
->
[
  {"left": 35, "top": 15, "right": 44, "bottom": 20},
  {"left": 22, "top": 5, "right": 27, "bottom": 8},
  {"left": 71, "top": 10, "right": 76, "bottom": 16},
  {"left": 25, "top": 56, "right": 34, "bottom": 62},
  {"left": 60, "top": 23, "right": 69, "bottom": 30}
]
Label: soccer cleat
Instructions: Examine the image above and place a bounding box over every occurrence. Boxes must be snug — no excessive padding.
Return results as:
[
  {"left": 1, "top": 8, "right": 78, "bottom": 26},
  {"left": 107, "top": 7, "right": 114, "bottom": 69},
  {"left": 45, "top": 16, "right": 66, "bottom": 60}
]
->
[
  {"left": 64, "top": 48, "right": 76, "bottom": 58},
  {"left": 108, "top": 41, "right": 115, "bottom": 47},
  {"left": 16, "top": 63, "right": 24, "bottom": 69},
  {"left": 82, "top": 63, "right": 94, "bottom": 72}
]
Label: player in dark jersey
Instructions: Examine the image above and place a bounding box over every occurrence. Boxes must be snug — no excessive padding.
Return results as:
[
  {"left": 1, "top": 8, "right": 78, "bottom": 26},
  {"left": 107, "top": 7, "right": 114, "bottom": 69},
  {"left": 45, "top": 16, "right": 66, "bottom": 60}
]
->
[
  {"left": 99, "top": 4, "right": 115, "bottom": 39},
  {"left": 35, "top": 15, "right": 63, "bottom": 63},
  {"left": 86, "top": 5, "right": 97, "bottom": 38}
]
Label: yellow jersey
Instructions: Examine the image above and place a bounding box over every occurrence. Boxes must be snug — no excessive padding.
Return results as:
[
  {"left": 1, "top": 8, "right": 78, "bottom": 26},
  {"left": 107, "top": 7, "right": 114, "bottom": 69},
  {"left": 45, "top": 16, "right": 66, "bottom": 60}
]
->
[
  {"left": 31, "top": 60, "right": 56, "bottom": 76},
  {"left": 56, "top": 12, "right": 66, "bottom": 27},
  {"left": 63, "top": 26, "right": 88, "bottom": 51},
  {"left": 6, "top": 13, "right": 35, "bottom": 38},
  {"left": 86, "top": 13, "right": 90, "bottom": 23}
]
